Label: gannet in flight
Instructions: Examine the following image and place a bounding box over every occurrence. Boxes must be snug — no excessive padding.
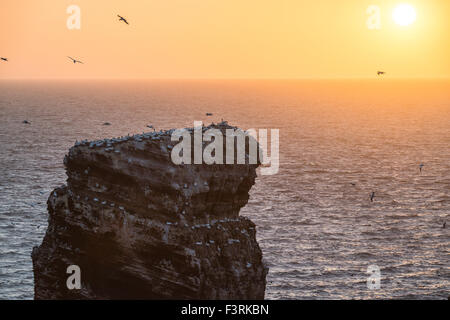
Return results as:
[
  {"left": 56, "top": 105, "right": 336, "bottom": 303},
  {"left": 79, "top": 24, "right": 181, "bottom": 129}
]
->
[
  {"left": 118, "top": 15, "right": 129, "bottom": 25},
  {"left": 67, "top": 56, "right": 83, "bottom": 64},
  {"left": 419, "top": 163, "right": 424, "bottom": 173},
  {"left": 370, "top": 192, "right": 375, "bottom": 202},
  {"left": 377, "top": 71, "right": 386, "bottom": 76},
  {"left": 1, "top": 57, "right": 8, "bottom": 62}
]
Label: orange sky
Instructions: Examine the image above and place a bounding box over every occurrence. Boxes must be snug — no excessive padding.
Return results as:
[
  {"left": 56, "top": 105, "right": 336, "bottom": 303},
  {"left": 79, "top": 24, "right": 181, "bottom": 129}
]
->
[{"left": 0, "top": 0, "right": 449, "bottom": 79}]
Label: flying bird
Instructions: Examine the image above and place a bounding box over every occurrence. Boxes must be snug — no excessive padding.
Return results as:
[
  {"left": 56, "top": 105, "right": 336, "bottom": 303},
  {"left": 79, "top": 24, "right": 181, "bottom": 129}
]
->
[
  {"left": 206, "top": 113, "right": 213, "bottom": 116},
  {"left": 419, "top": 163, "right": 425, "bottom": 173},
  {"left": 67, "top": 56, "right": 83, "bottom": 64},
  {"left": 377, "top": 71, "right": 386, "bottom": 76},
  {"left": 370, "top": 192, "right": 375, "bottom": 202},
  {"left": 1, "top": 57, "right": 8, "bottom": 62},
  {"left": 118, "top": 15, "right": 129, "bottom": 25}
]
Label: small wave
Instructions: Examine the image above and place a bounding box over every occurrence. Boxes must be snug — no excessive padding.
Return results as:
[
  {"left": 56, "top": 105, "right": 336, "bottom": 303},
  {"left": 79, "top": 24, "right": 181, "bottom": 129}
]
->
[{"left": 352, "top": 252, "right": 376, "bottom": 258}]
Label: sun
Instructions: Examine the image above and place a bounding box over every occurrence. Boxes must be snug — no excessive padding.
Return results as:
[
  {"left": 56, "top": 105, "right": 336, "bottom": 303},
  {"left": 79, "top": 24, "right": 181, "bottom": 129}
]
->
[{"left": 392, "top": 3, "right": 417, "bottom": 26}]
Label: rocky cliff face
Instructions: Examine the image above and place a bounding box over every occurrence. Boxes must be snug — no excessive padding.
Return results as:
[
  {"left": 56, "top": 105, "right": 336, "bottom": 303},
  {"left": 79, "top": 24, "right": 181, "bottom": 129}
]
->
[{"left": 32, "top": 122, "right": 267, "bottom": 299}]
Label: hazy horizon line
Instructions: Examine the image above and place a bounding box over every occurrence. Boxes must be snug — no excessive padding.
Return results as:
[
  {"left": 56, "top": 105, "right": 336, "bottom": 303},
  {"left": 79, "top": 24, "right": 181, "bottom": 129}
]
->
[{"left": 1, "top": 76, "right": 449, "bottom": 81}]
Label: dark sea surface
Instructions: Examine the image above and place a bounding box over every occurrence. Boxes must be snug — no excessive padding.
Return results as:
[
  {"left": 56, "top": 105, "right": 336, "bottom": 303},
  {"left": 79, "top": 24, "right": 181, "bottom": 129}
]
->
[{"left": 0, "top": 79, "right": 448, "bottom": 299}]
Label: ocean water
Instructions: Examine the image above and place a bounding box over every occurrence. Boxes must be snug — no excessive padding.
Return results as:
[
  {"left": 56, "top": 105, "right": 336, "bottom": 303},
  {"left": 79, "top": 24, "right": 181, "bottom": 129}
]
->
[{"left": 0, "top": 79, "right": 448, "bottom": 300}]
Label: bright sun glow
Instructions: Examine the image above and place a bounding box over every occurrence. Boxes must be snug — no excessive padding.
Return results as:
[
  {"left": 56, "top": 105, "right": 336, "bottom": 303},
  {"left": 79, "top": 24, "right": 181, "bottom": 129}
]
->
[{"left": 392, "top": 3, "right": 417, "bottom": 26}]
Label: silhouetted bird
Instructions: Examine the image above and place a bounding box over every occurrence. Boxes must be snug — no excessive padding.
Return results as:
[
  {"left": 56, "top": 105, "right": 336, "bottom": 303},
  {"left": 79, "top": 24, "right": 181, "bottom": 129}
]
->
[
  {"left": 419, "top": 163, "right": 424, "bottom": 173},
  {"left": 67, "top": 56, "right": 83, "bottom": 64},
  {"left": 103, "top": 122, "right": 111, "bottom": 126},
  {"left": 1, "top": 57, "right": 8, "bottom": 62},
  {"left": 118, "top": 15, "right": 129, "bottom": 25},
  {"left": 377, "top": 71, "right": 386, "bottom": 76},
  {"left": 23, "top": 120, "right": 31, "bottom": 124},
  {"left": 370, "top": 192, "right": 375, "bottom": 202},
  {"left": 206, "top": 113, "right": 213, "bottom": 116}
]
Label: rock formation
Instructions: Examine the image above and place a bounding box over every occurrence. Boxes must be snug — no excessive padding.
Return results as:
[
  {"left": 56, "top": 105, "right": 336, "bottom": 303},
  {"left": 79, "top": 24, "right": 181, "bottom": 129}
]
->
[{"left": 32, "top": 122, "right": 267, "bottom": 299}]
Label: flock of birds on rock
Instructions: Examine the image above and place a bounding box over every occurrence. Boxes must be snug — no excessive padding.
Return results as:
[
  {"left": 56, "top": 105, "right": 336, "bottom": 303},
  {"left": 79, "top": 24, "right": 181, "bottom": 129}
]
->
[{"left": 73, "top": 122, "right": 445, "bottom": 229}]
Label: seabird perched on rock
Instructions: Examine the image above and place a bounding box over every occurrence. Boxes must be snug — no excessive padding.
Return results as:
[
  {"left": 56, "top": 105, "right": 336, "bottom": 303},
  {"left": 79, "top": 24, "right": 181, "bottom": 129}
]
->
[
  {"left": 117, "top": 15, "right": 129, "bottom": 25},
  {"left": 67, "top": 56, "right": 83, "bottom": 64},
  {"left": 370, "top": 192, "right": 375, "bottom": 202}
]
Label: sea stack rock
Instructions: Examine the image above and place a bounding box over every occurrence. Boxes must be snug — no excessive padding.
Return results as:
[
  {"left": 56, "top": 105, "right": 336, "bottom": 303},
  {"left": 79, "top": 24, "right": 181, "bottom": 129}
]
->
[{"left": 32, "top": 122, "right": 268, "bottom": 299}]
